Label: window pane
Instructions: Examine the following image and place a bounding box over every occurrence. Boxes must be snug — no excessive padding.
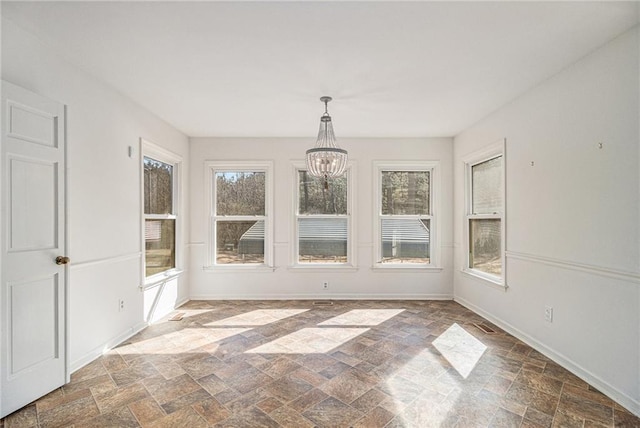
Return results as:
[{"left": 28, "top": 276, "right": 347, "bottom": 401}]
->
[
  {"left": 145, "top": 219, "right": 175, "bottom": 276},
  {"left": 381, "top": 219, "right": 430, "bottom": 264},
  {"left": 216, "top": 172, "right": 265, "bottom": 216},
  {"left": 381, "top": 171, "right": 430, "bottom": 215},
  {"left": 469, "top": 219, "right": 501, "bottom": 276},
  {"left": 298, "top": 218, "right": 347, "bottom": 263},
  {"left": 298, "top": 171, "right": 347, "bottom": 215},
  {"left": 144, "top": 157, "right": 173, "bottom": 214},
  {"left": 472, "top": 156, "right": 502, "bottom": 214},
  {"left": 216, "top": 220, "right": 264, "bottom": 264}
]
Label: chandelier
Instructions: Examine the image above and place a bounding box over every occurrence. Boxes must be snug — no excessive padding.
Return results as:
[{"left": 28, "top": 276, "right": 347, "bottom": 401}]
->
[{"left": 305, "top": 96, "right": 348, "bottom": 185}]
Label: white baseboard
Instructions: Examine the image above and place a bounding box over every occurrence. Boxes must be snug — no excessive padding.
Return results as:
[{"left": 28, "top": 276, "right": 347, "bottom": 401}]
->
[
  {"left": 69, "top": 321, "right": 148, "bottom": 374},
  {"left": 188, "top": 293, "right": 453, "bottom": 301},
  {"left": 454, "top": 296, "right": 640, "bottom": 417},
  {"left": 175, "top": 296, "right": 190, "bottom": 308}
]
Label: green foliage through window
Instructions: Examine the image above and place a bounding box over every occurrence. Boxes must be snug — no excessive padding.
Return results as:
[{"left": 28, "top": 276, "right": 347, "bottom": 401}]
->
[
  {"left": 298, "top": 171, "right": 347, "bottom": 215},
  {"left": 381, "top": 171, "right": 430, "bottom": 215},
  {"left": 216, "top": 172, "right": 266, "bottom": 216}
]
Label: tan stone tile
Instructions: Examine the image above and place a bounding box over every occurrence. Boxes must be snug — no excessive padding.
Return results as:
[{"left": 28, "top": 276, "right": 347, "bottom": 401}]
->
[
  {"left": 505, "top": 382, "right": 559, "bottom": 417},
  {"left": 260, "top": 375, "right": 313, "bottom": 403},
  {"left": 302, "top": 397, "right": 364, "bottom": 427},
  {"left": 257, "top": 356, "right": 301, "bottom": 378},
  {"left": 229, "top": 367, "right": 274, "bottom": 394},
  {"left": 484, "top": 374, "right": 513, "bottom": 396},
  {"left": 351, "top": 388, "right": 390, "bottom": 413},
  {"left": 70, "top": 359, "right": 108, "bottom": 383},
  {"left": 192, "top": 398, "right": 231, "bottom": 425},
  {"left": 477, "top": 389, "right": 527, "bottom": 417},
  {"left": 524, "top": 407, "right": 553, "bottom": 428},
  {"left": 378, "top": 375, "right": 424, "bottom": 405},
  {"left": 4, "top": 404, "right": 37, "bottom": 428},
  {"left": 38, "top": 395, "right": 100, "bottom": 428},
  {"left": 110, "top": 362, "right": 159, "bottom": 387},
  {"left": 74, "top": 405, "right": 139, "bottom": 428},
  {"left": 93, "top": 382, "right": 150, "bottom": 414},
  {"left": 269, "top": 405, "right": 315, "bottom": 428},
  {"left": 563, "top": 383, "right": 615, "bottom": 407},
  {"left": 289, "top": 367, "right": 327, "bottom": 387},
  {"left": 214, "top": 407, "right": 279, "bottom": 428},
  {"left": 489, "top": 407, "right": 522, "bottom": 428},
  {"left": 146, "top": 406, "right": 208, "bottom": 428},
  {"left": 353, "top": 406, "right": 395, "bottom": 428},
  {"left": 256, "top": 397, "right": 284, "bottom": 414},
  {"left": 288, "top": 388, "right": 329, "bottom": 413},
  {"left": 514, "top": 370, "right": 563, "bottom": 397},
  {"left": 128, "top": 397, "right": 166, "bottom": 426},
  {"left": 194, "top": 373, "right": 227, "bottom": 396},
  {"left": 558, "top": 386, "right": 614, "bottom": 426},
  {"left": 320, "top": 369, "right": 376, "bottom": 404},
  {"left": 330, "top": 350, "right": 362, "bottom": 366},
  {"left": 552, "top": 407, "right": 585, "bottom": 428},
  {"left": 100, "top": 353, "right": 129, "bottom": 373},
  {"left": 37, "top": 388, "right": 94, "bottom": 413},
  {"left": 613, "top": 407, "right": 640, "bottom": 427},
  {"left": 143, "top": 374, "right": 201, "bottom": 405},
  {"left": 542, "top": 362, "right": 589, "bottom": 389},
  {"left": 152, "top": 361, "right": 186, "bottom": 380},
  {"left": 160, "top": 389, "right": 211, "bottom": 414},
  {"left": 62, "top": 374, "right": 114, "bottom": 395},
  {"left": 296, "top": 354, "right": 338, "bottom": 372}
]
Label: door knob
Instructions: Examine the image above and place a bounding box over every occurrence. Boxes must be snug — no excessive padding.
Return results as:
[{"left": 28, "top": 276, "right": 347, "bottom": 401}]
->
[{"left": 55, "top": 256, "right": 70, "bottom": 265}]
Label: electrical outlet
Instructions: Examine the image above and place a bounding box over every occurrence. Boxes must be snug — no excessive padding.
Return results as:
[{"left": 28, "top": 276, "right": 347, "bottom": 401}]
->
[
  {"left": 119, "top": 299, "right": 125, "bottom": 312},
  {"left": 322, "top": 281, "right": 329, "bottom": 290},
  {"left": 544, "top": 306, "right": 553, "bottom": 323}
]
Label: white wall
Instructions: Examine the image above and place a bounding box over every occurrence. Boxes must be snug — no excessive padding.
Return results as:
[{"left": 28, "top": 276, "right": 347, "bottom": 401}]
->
[
  {"left": 453, "top": 27, "right": 639, "bottom": 414},
  {"left": 1, "top": 18, "right": 191, "bottom": 371},
  {"left": 190, "top": 137, "right": 453, "bottom": 300}
]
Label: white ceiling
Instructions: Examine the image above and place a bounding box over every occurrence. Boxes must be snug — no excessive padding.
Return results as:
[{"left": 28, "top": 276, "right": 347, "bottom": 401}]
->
[{"left": 2, "top": 1, "right": 638, "bottom": 138}]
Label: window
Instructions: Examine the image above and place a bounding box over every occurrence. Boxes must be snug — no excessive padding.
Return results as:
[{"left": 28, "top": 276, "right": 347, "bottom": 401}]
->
[
  {"left": 374, "top": 162, "right": 438, "bottom": 268},
  {"left": 294, "top": 164, "right": 353, "bottom": 266},
  {"left": 465, "top": 143, "right": 504, "bottom": 283},
  {"left": 142, "top": 141, "right": 181, "bottom": 280},
  {"left": 207, "top": 162, "right": 273, "bottom": 268}
]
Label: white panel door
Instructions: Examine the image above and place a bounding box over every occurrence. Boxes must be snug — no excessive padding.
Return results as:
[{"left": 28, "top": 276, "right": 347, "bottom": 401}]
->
[{"left": 1, "top": 81, "right": 67, "bottom": 417}]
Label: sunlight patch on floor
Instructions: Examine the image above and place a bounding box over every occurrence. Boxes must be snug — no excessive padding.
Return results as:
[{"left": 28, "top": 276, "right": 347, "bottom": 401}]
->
[
  {"left": 317, "top": 309, "right": 405, "bottom": 326},
  {"left": 433, "top": 323, "right": 486, "bottom": 379},
  {"left": 205, "top": 309, "right": 309, "bottom": 326},
  {"left": 246, "top": 327, "right": 369, "bottom": 354}
]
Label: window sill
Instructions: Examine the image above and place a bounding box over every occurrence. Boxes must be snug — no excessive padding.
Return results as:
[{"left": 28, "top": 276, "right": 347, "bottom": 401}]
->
[
  {"left": 460, "top": 269, "right": 507, "bottom": 290},
  {"left": 140, "top": 269, "right": 183, "bottom": 291},
  {"left": 203, "top": 265, "right": 276, "bottom": 273},
  {"left": 372, "top": 264, "right": 443, "bottom": 273},
  {"left": 287, "top": 265, "right": 358, "bottom": 273}
]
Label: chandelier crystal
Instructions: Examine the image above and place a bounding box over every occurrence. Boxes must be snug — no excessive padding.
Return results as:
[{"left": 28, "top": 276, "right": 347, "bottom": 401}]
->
[{"left": 306, "top": 96, "right": 348, "bottom": 182}]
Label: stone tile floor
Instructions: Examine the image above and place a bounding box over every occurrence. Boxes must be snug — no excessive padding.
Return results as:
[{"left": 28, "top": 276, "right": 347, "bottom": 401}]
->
[{"left": 2, "top": 300, "right": 638, "bottom": 427}]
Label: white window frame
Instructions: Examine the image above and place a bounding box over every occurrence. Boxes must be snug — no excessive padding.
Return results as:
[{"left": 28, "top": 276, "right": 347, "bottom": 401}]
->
[
  {"left": 141, "top": 139, "right": 183, "bottom": 287},
  {"left": 462, "top": 139, "right": 506, "bottom": 288},
  {"left": 373, "top": 161, "right": 441, "bottom": 270},
  {"left": 290, "top": 161, "right": 356, "bottom": 270},
  {"left": 205, "top": 161, "right": 274, "bottom": 271}
]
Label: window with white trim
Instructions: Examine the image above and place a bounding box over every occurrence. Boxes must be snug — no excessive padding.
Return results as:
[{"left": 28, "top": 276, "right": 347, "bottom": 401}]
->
[
  {"left": 375, "top": 162, "right": 438, "bottom": 267},
  {"left": 465, "top": 151, "right": 504, "bottom": 281},
  {"left": 143, "top": 142, "right": 181, "bottom": 280},
  {"left": 294, "top": 165, "right": 353, "bottom": 266},
  {"left": 207, "top": 162, "right": 273, "bottom": 268}
]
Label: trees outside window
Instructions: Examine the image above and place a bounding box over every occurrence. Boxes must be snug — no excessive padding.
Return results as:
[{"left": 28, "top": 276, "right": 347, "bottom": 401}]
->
[
  {"left": 376, "top": 166, "right": 435, "bottom": 266},
  {"left": 142, "top": 141, "right": 181, "bottom": 280},
  {"left": 295, "top": 170, "right": 351, "bottom": 265},
  {"left": 207, "top": 162, "right": 273, "bottom": 268}
]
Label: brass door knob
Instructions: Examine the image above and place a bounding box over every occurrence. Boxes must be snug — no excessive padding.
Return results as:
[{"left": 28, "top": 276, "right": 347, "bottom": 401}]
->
[{"left": 55, "top": 256, "right": 70, "bottom": 265}]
